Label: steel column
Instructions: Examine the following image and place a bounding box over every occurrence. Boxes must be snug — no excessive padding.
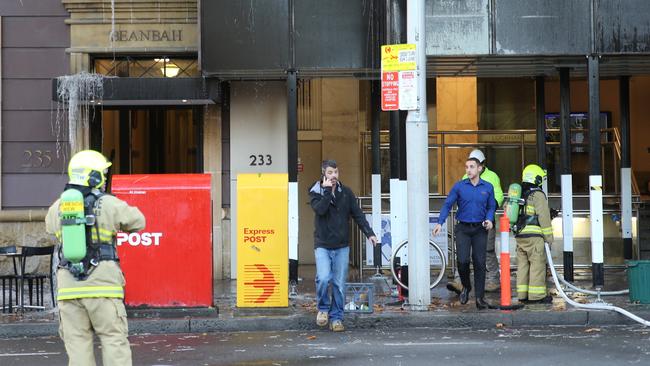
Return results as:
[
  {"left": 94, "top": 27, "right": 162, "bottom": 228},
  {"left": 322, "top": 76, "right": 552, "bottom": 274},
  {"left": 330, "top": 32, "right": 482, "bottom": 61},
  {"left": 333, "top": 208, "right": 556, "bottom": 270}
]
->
[
  {"left": 559, "top": 68, "right": 574, "bottom": 282},
  {"left": 620, "top": 76, "right": 633, "bottom": 260},
  {"left": 588, "top": 54, "right": 604, "bottom": 289},
  {"left": 535, "top": 76, "right": 547, "bottom": 194}
]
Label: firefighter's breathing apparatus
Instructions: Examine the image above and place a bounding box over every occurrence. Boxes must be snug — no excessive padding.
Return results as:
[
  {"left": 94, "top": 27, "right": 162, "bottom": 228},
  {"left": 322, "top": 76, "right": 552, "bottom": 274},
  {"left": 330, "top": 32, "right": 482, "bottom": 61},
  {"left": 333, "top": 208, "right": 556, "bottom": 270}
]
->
[
  {"left": 60, "top": 188, "right": 92, "bottom": 275},
  {"left": 59, "top": 150, "right": 116, "bottom": 280},
  {"left": 505, "top": 182, "right": 522, "bottom": 226},
  {"left": 505, "top": 182, "right": 545, "bottom": 236}
]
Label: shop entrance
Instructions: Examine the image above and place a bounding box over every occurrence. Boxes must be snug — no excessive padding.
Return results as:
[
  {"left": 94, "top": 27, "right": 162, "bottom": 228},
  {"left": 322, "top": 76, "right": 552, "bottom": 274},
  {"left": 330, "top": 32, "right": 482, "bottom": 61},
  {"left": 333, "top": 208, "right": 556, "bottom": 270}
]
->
[{"left": 93, "top": 107, "right": 201, "bottom": 176}]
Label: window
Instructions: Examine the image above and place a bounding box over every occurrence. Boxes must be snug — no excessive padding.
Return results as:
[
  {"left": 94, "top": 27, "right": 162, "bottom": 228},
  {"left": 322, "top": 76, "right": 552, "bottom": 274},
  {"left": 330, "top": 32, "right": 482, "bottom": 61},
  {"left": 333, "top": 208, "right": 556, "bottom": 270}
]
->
[{"left": 94, "top": 57, "right": 199, "bottom": 78}]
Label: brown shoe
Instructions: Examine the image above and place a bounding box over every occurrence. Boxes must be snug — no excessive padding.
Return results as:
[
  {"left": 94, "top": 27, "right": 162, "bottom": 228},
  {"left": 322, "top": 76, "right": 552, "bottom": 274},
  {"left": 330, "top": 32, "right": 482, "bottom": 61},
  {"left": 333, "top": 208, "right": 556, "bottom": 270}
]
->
[
  {"left": 446, "top": 281, "right": 462, "bottom": 295},
  {"left": 316, "top": 311, "right": 328, "bottom": 327},
  {"left": 329, "top": 320, "right": 345, "bottom": 332}
]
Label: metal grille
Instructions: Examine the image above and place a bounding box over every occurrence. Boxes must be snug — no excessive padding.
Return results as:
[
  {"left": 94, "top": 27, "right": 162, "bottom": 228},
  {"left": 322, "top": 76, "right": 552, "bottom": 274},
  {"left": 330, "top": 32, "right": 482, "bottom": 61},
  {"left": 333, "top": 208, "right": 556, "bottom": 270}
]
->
[{"left": 94, "top": 58, "right": 199, "bottom": 78}]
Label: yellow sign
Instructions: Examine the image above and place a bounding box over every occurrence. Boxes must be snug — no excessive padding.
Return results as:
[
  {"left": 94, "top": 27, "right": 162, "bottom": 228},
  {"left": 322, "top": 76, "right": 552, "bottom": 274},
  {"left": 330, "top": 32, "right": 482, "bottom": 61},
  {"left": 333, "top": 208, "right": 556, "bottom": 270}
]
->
[
  {"left": 60, "top": 201, "right": 83, "bottom": 212},
  {"left": 381, "top": 44, "right": 416, "bottom": 71},
  {"left": 237, "top": 173, "right": 288, "bottom": 307}
]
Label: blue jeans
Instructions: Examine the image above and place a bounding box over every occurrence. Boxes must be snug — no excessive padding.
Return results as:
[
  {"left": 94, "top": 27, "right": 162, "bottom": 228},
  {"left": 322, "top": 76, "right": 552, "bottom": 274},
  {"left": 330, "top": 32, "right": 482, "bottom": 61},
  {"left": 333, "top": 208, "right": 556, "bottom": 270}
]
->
[{"left": 315, "top": 246, "right": 349, "bottom": 321}]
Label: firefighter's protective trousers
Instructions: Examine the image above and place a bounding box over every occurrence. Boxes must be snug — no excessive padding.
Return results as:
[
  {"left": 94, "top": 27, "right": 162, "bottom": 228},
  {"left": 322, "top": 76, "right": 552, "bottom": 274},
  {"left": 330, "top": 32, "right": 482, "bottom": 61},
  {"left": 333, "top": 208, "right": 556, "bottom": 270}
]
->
[{"left": 515, "top": 190, "right": 553, "bottom": 301}]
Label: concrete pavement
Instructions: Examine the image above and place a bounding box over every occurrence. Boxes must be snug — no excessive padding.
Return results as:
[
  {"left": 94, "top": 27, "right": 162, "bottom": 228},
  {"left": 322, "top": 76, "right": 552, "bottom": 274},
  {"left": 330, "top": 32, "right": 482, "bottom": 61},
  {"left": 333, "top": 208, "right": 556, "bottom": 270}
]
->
[
  {"left": 2, "top": 325, "right": 649, "bottom": 365},
  {"left": 2, "top": 267, "right": 649, "bottom": 338}
]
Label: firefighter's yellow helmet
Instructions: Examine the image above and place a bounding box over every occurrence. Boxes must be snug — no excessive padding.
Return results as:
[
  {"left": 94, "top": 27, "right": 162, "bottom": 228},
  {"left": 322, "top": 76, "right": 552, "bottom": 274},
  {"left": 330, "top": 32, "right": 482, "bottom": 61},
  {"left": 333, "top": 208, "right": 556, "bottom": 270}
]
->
[
  {"left": 67, "top": 150, "right": 112, "bottom": 188},
  {"left": 522, "top": 164, "right": 546, "bottom": 186}
]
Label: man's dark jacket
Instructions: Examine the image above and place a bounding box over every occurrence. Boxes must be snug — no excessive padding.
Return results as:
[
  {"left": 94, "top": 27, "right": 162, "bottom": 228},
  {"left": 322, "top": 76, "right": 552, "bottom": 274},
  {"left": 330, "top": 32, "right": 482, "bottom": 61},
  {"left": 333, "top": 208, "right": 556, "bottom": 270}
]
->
[{"left": 309, "top": 180, "right": 375, "bottom": 249}]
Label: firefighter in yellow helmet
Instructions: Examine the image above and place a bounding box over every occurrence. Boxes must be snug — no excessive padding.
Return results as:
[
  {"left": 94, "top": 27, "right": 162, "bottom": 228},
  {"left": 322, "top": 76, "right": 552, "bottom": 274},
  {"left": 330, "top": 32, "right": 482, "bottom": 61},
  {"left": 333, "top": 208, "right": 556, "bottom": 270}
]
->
[
  {"left": 514, "top": 164, "right": 553, "bottom": 304},
  {"left": 45, "top": 150, "right": 145, "bottom": 366}
]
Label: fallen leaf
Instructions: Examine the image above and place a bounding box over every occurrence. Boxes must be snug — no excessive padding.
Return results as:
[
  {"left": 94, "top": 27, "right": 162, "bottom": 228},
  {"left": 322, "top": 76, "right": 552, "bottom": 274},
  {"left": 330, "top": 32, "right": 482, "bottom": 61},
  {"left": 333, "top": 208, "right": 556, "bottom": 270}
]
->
[
  {"left": 306, "top": 335, "right": 317, "bottom": 340},
  {"left": 496, "top": 323, "right": 505, "bottom": 328},
  {"left": 584, "top": 328, "right": 601, "bottom": 333}
]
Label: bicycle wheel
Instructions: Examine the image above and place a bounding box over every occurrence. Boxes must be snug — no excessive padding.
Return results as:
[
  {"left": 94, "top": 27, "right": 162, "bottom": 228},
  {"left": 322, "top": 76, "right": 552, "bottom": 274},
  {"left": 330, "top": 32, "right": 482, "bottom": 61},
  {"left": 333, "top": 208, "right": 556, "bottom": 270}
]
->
[{"left": 390, "top": 240, "right": 446, "bottom": 290}]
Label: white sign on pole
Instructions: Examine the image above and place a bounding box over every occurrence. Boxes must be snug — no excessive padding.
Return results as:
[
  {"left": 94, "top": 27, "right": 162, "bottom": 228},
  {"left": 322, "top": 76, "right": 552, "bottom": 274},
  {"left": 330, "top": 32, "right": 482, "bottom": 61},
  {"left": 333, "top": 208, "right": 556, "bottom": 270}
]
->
[{"left": 398, "top": 70, "right": 418, "bottom": 110}]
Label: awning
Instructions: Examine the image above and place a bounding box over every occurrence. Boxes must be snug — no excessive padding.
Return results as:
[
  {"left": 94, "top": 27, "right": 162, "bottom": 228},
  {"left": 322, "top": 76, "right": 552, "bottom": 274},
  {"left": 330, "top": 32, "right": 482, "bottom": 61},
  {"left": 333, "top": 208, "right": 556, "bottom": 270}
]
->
[{"left": 52, "top": 77, "right": 220, "bottom": 106}]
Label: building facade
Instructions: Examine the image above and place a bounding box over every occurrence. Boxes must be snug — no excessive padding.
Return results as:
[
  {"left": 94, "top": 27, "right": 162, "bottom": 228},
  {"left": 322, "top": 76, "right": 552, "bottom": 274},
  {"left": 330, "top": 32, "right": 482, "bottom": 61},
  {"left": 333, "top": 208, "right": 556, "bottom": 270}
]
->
[{"left": 1, "top": 0, "right": 649, "bottom": 282}]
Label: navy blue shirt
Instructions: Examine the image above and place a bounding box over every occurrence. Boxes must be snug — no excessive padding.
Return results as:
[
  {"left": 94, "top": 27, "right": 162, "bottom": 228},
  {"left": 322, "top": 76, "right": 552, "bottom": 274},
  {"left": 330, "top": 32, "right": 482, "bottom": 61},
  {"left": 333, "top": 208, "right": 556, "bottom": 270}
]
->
[{"left": 438, "top": 178, "right": 496, "bottom": 225}]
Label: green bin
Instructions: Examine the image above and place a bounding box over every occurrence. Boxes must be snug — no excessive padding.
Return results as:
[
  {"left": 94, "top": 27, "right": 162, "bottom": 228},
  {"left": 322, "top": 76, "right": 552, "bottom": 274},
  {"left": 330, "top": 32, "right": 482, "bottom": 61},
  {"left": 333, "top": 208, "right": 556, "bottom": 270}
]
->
[{"left": 626, "top": 260, "right": 650, "bottom": 304}]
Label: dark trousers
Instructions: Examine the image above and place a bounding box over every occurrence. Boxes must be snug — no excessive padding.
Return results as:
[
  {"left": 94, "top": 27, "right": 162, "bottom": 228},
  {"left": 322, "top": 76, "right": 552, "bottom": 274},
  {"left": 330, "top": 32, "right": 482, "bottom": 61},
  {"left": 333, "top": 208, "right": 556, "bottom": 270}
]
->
[{"left": 455, "top": 222, "right": 488, "bottom": 299}]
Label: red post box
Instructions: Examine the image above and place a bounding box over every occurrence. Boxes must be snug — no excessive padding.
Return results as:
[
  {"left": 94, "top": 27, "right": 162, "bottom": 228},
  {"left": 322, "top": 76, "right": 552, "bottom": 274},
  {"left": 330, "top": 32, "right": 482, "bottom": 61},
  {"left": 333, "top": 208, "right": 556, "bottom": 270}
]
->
[{"left": 111, "top": 174, "right": 212, "bottom": 307}]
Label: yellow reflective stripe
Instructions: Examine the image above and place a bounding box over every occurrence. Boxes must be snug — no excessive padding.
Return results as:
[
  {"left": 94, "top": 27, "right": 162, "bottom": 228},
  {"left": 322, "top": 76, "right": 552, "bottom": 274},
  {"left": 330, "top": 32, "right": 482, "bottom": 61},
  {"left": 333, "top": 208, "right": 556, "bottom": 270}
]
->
[
  {"left": 98, "top": 228, "right": 113, "bottom": 236},
  {"left": 57, "top": 286, "right": 124, "bottom": 300},
  {"left": 528, "top": 286, "right": 547, "bottom": 294},
  {"left": 541, "top": 227, "right": 553, "bottom": 234},
  {"left": 55, "top": 230, "right": 62, "bottom": 240},
  {"left": 58, "top": 293, "right": 124, "bottom": 300},
  {"left": 90, "top": 234, "right": 114, "bottom": 241},
  {"left": 525, "top": 206, "right": 535, "bottom": 215},
  {"left": 520, "top": 225, "right": 543, "bottom": 234},
  {"left": 90, "top": 228, "right": 114, "bottom": 242},
  {"left": 59, "top": 286, "right": 123, "bottom": 293},
  {"left": 517, "top": 285, "right": 529, "bottom": 291}
]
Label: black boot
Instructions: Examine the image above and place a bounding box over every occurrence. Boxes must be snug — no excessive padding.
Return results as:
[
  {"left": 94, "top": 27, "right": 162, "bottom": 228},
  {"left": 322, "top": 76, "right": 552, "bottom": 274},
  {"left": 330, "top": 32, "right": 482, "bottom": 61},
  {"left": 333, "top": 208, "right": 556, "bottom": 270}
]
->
[
  {"left": 476, "top": 297, "right": 490, "bottom": 310},
  {"left": 460, "top": 286, "right": 471, "bottom": 304},
  {"left": 458, "top": 262, "right": 471, "bottom": 304}
]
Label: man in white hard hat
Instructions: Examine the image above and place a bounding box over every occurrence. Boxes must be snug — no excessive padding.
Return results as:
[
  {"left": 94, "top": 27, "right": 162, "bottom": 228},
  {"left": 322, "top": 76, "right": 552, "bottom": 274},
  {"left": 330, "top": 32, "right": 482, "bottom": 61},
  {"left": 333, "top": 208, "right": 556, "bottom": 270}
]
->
[{"left": 447, "top": 149, "right": 504, "bottom": 295}]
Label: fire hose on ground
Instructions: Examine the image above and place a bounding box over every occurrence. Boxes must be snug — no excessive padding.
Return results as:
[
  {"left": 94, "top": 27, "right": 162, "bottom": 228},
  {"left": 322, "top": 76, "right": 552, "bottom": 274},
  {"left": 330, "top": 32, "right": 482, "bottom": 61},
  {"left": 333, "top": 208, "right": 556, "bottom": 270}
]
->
[
  {"left": 544, "top": 242, "right": 650, "bottom": 327},
  {"left": 557, "top": 273, "right": 629, "bottom": 296}
]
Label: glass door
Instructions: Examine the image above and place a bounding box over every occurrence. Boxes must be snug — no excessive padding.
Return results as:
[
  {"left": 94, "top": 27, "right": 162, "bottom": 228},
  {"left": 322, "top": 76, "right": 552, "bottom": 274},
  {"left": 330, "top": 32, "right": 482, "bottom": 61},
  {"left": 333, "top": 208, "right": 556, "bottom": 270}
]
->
[{"left": 97, "top": 107, "right": 201, "bottom": 175}]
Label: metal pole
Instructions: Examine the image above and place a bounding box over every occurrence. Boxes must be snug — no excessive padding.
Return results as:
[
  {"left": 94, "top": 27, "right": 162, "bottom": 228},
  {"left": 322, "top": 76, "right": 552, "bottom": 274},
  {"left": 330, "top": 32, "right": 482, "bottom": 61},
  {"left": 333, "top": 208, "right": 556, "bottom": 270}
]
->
[
  {"left": 559, "top": 68, "right": 574, "bottom": 282},
  {"left": 388, "top": 0, "right": 408, "bottom": 274},
  {"left": 406, "top": 0, "right": 430, "bottom": 310},
  {"left": 620, "top": 76, "right": 633, "bottom": 260},
  {"left": 371, "top": 80, "right": 382, "bottom": 267},
  {"left": 535, "top": 76, "right": 548, "bottom": 195},
  {"left": 388, "top": 0, "right": 404, "bottom": 180},
  {"left": 287, "top": 71, "right": 299, "bottom": 288},
  {"left": 287, "top": 0, "right": 299, "bottom": 288},
  {"left": 588, "top": 54, "right": 604, "bottom": 289}
]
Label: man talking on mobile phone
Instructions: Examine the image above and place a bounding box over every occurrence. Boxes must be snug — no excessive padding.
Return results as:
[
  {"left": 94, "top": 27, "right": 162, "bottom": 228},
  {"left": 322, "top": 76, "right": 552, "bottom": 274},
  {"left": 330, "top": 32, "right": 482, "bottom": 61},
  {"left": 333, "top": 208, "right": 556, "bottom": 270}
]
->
[{"left": 309, "top": 160, "right": 377, "bottom": 332}]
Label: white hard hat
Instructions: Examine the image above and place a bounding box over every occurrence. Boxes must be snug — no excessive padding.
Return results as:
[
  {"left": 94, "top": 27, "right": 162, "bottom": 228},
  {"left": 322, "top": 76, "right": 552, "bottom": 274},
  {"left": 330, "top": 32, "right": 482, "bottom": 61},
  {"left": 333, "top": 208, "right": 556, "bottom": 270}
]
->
[{"left": 469, "top": 149, "right": 486, "bottom": 163}]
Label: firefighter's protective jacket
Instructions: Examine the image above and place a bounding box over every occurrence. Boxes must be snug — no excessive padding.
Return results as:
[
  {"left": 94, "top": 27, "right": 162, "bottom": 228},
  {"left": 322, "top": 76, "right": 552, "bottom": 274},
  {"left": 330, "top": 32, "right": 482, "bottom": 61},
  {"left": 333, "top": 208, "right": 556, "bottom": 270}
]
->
[
  {"left": 46, "top": 193, "right": 145, "bottom": 301},
  {"left": 515, "top": 190, "right": 553, "bottom": 243}
]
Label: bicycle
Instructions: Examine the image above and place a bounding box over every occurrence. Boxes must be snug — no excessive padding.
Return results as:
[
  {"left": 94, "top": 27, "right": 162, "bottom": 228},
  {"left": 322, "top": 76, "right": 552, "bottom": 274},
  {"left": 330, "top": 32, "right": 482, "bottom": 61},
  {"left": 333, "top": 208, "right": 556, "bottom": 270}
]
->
[{"left": 389, "top": 239, "right": 447, "bottom": 290}]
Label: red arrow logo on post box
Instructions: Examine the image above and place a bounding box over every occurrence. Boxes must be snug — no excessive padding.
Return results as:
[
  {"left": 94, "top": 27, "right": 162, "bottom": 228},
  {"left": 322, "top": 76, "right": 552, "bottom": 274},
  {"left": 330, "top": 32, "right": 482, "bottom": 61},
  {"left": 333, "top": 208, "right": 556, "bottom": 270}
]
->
[{"left": 244, "top": 264, "right": 280, "bottom": 303}]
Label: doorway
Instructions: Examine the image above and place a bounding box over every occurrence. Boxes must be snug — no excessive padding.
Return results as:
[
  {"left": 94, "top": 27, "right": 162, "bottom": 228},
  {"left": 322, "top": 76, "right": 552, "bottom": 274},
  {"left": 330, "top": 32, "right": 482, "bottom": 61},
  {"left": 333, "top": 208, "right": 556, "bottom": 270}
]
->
[{"left": 95, "top": 107, "right": 202, "bottom": 175}]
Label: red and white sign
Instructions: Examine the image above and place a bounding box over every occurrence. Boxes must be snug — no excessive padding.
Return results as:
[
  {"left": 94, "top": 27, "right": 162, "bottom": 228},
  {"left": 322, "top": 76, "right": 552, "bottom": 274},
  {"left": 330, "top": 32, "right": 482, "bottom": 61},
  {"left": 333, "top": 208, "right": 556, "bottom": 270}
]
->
[
  {"left": 381, "top": 71, "right": 399, "bottom": 111},
  {"left": 381, "top": 43, "right": 418, "bottom": 111}
]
